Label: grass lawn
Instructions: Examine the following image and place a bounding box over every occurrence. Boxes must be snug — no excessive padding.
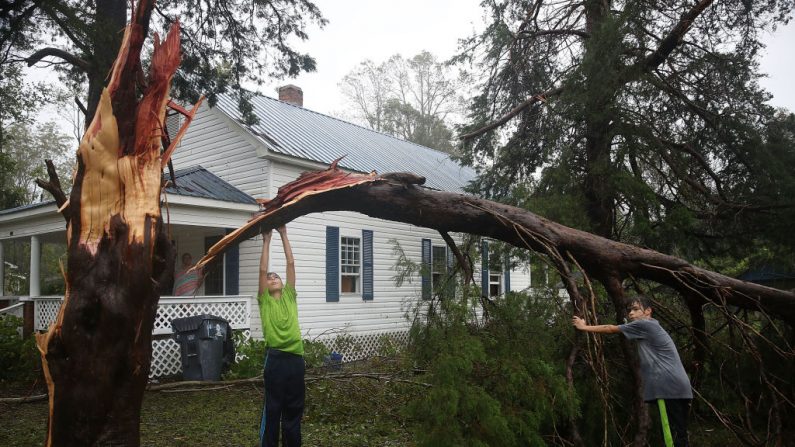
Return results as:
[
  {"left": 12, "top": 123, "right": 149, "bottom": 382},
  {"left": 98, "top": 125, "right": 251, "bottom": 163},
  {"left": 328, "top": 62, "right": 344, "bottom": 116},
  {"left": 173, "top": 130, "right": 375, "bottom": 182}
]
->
[
  {"left": 0, "top": 357, "right": 420, "bottom": 447},
  {"left": 0, "top": 356, "right": 758, "bottom": 446}
]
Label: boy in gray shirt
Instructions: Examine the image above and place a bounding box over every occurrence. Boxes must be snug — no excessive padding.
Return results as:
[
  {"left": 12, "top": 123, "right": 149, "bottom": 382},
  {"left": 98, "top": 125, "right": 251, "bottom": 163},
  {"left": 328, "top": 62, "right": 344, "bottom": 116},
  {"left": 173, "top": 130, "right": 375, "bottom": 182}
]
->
[{"left": 572, "top": 295, "right": 692, "bottom": 447}]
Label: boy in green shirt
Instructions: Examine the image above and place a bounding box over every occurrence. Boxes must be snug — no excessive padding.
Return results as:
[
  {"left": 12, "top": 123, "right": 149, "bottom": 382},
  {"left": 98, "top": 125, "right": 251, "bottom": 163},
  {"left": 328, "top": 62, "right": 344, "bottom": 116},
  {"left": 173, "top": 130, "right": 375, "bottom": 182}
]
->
[{"left": 258, "top": 226, "right": 304, "bottom": 447}]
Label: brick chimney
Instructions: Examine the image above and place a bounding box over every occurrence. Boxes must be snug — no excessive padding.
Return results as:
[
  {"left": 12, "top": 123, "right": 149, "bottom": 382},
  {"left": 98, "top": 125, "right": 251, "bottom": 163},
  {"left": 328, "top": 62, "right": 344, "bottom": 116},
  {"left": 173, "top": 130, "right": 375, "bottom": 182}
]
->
[{"left": 278, "top": 84, "right": 303, "bottom": 107}]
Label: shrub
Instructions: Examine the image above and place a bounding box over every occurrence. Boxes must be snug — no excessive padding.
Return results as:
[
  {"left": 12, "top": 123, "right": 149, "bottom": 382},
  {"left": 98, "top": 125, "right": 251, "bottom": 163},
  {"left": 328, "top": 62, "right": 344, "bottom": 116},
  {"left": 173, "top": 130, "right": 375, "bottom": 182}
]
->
[
  {"left": 302, "top": 338, "right": 331, "bottom": 369},
  {"left": 224, "top": 333, "right": 331, "bottom": 379},
  {"left": 407, "top": 291, "right": 577, "bottom": 447},
  {"left": 0, "top": 315, "right": 40, "bottom": 383},
  {"left": 224, "top": 332, "right": 266, "bottom": 380}
]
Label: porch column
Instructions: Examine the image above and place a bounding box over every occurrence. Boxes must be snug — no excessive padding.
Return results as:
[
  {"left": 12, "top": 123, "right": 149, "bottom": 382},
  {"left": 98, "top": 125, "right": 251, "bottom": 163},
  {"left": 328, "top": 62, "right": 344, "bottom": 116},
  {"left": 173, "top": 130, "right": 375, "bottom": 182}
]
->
[
  {"left": 30, "top": 235, "right": 40, "bottom": 297},
  {"left": 0, "top": 241, "right": 4, "bottom": 296}
]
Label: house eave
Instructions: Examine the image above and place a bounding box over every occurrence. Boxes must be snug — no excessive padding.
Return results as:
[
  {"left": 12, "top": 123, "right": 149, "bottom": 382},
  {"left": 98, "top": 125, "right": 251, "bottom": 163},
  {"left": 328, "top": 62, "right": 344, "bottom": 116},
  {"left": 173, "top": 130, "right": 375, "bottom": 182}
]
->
[
  {"left": 0, "top": 202, "right": 59, "bottom": 224},
  {"left": 165, "top": 194, "right": 259, "bottom": 212}
]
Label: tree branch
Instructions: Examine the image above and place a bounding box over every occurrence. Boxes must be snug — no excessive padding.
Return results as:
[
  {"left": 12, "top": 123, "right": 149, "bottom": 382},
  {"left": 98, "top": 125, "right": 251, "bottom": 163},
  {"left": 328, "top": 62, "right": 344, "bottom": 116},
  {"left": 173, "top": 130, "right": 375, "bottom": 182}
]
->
[
  {"left": 459, "top": 86, "right": 564, "bottom": 141},
  {"left": 26, "top": 47, "right": 90, "bottom": 72},
  {"left": 38, "top": 2, "right": 92, "bottom": 56},
  {"left": 34, "top": 159, "right": 70, "bottom": 223},
  {"left": 439, "top": 230, "right": 473, "bottom": 285},
  {"left": 518, "top": 29, "right": 590, "bottom": 39},
  {"left": 641, "top": 0, "right": 715, "bottom": 71}
]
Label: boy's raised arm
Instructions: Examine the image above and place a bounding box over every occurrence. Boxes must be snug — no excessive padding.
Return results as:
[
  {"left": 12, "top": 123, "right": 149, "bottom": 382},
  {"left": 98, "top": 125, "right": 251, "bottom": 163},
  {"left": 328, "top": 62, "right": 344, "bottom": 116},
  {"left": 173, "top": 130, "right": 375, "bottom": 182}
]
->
[
  {"left": 258, "top": 229, "right": 272, "bottom": 297},
  {"left": 277, "top": 226, "right": 296, "bottom": 288}
]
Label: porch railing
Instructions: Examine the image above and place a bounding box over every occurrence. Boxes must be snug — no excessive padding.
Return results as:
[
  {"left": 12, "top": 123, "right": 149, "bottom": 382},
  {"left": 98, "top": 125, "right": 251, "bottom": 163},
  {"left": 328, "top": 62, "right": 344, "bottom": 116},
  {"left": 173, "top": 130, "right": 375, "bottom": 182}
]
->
[
  {"left": 0, "top": 297, "right": 24, "bottom": 319},
  {"left": 30, "top": 295, "right": 251, "bottom": 378}
]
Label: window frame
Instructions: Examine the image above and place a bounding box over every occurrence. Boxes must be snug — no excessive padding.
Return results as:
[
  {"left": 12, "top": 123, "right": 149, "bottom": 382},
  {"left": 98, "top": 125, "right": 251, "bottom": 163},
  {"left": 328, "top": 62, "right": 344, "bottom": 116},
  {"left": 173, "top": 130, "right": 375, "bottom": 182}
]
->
[
  {"left": 488, "top": 271, "right": 502, "bottom": 297},
  {"left": 339, "top": 233, "right": 362, "bottom": 296}
]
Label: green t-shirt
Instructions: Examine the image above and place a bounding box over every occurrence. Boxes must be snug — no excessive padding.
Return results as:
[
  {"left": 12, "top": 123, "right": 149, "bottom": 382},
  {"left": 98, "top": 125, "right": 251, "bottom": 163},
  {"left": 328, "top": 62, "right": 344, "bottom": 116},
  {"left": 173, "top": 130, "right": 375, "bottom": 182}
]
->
[{"left": 257, "top": 283, "right": 304, "bottom": 356}]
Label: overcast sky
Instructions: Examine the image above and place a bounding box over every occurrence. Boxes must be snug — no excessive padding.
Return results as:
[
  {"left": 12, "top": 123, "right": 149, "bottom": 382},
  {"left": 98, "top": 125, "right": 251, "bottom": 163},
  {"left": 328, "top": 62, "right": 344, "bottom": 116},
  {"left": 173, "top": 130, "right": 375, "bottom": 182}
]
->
[
  {"left": 258, "top": 0, "right": 795, "bottom": 116},
  {"left": 257, "top": 0, "right": 485, "bottom": 116},
  {"left": 28, "top": 1, "right": 795, "bottom": 126}
]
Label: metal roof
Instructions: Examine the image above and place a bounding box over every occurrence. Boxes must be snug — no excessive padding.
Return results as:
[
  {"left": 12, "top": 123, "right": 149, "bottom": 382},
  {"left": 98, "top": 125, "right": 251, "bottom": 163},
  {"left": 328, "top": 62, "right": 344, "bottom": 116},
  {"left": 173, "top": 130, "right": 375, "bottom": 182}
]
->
[
  {"left": 165, "top": 166, "right": 257, "bottom": 204},
  {"left": 214, "top": 94, "right": 476, "bottom": 192},
  {"left": 0, "top": 166, "right": 256, "bottom": 216},
  {"left": 0, "top": 201, "right": 53, "bottom": 216}
]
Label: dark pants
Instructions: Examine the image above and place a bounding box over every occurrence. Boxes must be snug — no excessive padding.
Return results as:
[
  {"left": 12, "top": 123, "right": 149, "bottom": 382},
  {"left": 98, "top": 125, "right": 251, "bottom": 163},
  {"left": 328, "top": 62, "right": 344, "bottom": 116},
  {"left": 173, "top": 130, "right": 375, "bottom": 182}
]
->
[
  {"left": 260, "top": 349, "right": 305, "bottom": 447},
  {"left": 651, "top": 399, "right": 690, "bottom": 447}
]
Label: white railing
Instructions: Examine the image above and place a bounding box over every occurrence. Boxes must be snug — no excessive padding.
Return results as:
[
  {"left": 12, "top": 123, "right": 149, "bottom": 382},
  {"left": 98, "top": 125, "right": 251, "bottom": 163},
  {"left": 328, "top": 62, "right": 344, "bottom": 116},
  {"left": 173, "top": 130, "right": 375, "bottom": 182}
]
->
[
  {"left": 31, "top": 295, "right": 251, "bottom": 378},
  {"left": 155, "top": 296, "right": 251, "bottom": 334},
  {"left": 0, "top": 301, "right": 24, "bottom": 319}
]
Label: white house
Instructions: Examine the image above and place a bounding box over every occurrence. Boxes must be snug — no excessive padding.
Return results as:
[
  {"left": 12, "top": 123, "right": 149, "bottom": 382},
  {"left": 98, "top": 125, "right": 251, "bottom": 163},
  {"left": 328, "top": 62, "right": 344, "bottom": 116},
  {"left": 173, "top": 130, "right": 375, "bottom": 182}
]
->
[{"left": 0, "top": 85, "right": 534, "bottom": 375}]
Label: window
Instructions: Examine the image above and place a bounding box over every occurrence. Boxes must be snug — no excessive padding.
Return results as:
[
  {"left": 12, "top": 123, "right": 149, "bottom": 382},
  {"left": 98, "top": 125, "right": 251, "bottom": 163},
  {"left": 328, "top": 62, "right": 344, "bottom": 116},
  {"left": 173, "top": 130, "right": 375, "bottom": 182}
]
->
[
  {"left": 489, "top": 272, "right": 502, "bottom": 297},
  {"left": 431, "top": 245, "right": 447, "bottom": 290},
  {"left": 340, "top": 236, "right": 361, "bottom": 293}
]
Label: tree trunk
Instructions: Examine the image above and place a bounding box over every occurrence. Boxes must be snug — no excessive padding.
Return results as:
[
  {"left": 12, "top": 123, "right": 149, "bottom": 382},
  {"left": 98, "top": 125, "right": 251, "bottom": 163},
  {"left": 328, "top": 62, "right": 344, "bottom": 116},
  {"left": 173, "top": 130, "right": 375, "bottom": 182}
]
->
[
  {"left": 33, "top": 2, "right": 195, "bottom": 444},
  {"left": 86, "top": 0, "right": 128, "bottom": 125},
  {"left": 200, "top": 165, "right": 795, "bottom": 325}
]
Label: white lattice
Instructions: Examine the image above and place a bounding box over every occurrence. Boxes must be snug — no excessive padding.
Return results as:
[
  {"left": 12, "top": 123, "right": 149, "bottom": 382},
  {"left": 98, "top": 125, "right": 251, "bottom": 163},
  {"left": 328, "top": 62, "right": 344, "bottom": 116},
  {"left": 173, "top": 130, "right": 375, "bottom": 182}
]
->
[
  {"left": 319, "top": 330, "right": 409, "bottom": 362},
  {"left": 34, "top": 298, "right": 63, "bottom": 330},
  {"left": 154, "top": 296, "right": 250, "bottom": 334},
  {"left": 150, "top": 338, "right": 182, "bottom": 378}
]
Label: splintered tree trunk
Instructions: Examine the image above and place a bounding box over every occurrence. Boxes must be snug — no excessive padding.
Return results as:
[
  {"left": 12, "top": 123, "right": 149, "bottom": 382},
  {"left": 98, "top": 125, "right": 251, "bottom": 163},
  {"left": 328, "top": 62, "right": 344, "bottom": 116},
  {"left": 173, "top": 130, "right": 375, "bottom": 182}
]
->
[{"left": 33, "top": 1, "right": 197, "bottom": 445}]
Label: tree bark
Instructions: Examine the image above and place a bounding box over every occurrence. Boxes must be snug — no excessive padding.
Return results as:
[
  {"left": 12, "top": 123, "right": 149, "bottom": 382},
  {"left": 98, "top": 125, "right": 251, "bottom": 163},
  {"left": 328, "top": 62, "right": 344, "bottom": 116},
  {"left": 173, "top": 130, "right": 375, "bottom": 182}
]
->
[
  {"left": 84, "top": 0, "right": 129, "bottom": 126},
  {"left": 33, "top": 1, "right": 197, "bottom": 445}
]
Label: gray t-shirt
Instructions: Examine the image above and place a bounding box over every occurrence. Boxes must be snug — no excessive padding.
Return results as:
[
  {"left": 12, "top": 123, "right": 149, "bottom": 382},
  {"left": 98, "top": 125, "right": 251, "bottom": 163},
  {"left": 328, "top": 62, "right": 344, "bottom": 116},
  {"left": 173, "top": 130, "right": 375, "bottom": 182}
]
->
[{"left": 619, "top": 318, "right": 693, "bottom": 401}]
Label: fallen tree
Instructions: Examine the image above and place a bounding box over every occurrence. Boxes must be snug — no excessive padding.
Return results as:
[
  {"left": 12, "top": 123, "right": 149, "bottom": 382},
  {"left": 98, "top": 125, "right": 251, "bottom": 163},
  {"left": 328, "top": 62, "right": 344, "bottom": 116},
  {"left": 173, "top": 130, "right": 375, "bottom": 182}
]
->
[
  {"left": 199, "top": 161, "right": 795, "bottom": 325},
  {"left": 198, "top": 161, "right": 794, "bottom": 444}
]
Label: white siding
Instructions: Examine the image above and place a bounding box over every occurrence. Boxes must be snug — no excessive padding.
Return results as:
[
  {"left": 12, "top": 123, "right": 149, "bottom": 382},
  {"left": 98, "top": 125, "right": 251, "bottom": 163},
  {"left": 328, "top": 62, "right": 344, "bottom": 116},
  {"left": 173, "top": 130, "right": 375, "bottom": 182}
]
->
[
  {"left": 240, "top": 161, "right": 533, "bottom": 339},
  {"left": 510, "top": 263, "right": 532, "bottom": 292},
  {"left": 169, "top": 105, "right": 532, "bottom": 339},
  {"left": 170, "top": 103, "right": 269, "bottom": 198}
]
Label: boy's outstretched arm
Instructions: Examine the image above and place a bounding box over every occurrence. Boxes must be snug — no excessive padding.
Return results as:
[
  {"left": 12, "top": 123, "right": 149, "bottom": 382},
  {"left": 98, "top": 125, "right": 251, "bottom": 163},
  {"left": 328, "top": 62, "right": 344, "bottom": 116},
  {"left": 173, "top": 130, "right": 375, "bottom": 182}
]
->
[
  {"left": 277, "top": 226, "right": 296, "bottom": 288},
  {"left": 572, "top": 316, "right": 621, "bottom": 334},
  {"left": 258, "top": 229, "right": 272, "bottom": 297}
]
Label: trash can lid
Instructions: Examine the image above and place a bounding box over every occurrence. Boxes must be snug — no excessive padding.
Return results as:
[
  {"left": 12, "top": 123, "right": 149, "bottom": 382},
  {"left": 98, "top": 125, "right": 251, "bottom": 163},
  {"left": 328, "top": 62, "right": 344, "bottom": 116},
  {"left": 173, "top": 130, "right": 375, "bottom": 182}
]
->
[{"left": 171, "top": 314, "right": 228, "bottom": 332}]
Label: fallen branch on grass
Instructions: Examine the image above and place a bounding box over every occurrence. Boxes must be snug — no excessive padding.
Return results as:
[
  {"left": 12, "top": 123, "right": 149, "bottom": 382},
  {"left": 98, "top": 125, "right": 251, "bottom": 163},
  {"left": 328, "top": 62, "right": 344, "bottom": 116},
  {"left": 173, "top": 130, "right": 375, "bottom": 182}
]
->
[
  {"left": 0, "top": 394, "right": 48, "bottom": 404},
  {"left": 145, "top": 371, "right": 432, "bottom": 393}
]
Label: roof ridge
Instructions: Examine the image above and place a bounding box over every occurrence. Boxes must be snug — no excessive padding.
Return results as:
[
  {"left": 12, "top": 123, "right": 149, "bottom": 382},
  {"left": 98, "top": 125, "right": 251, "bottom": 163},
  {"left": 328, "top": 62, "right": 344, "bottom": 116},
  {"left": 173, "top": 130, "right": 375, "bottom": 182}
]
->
[{"left": 245, "top": 92, "right": 458, "bottom": 160}]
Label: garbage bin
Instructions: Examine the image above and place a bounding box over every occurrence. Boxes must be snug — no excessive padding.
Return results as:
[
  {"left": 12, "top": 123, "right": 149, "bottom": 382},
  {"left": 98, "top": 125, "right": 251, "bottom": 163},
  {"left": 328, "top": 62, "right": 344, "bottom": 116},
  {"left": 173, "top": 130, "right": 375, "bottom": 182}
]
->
[{"left": 171, "top": 314, "right": 234, "bottom": 381}]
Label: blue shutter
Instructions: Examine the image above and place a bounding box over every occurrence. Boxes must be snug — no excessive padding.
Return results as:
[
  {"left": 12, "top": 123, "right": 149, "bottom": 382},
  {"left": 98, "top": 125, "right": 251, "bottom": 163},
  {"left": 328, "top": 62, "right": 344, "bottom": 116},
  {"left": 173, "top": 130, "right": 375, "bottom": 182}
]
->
[
  {"left": 503, "top": 256, "right": 511, "bottom": 295},
  {"left": 326, "top": 226, "right": 340, "bottom": 302},
  {"left": 481, "top": 240, "right": 489, "bottom": 297},
  {"left": 362, "top": 230, "right": 374, "bottom": 301},
  {"left": 224, "top": 229, "right": 239, "bottom": 295},
  {"left": 421, "top": 238, "right": 431, "bottom": 300}
]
